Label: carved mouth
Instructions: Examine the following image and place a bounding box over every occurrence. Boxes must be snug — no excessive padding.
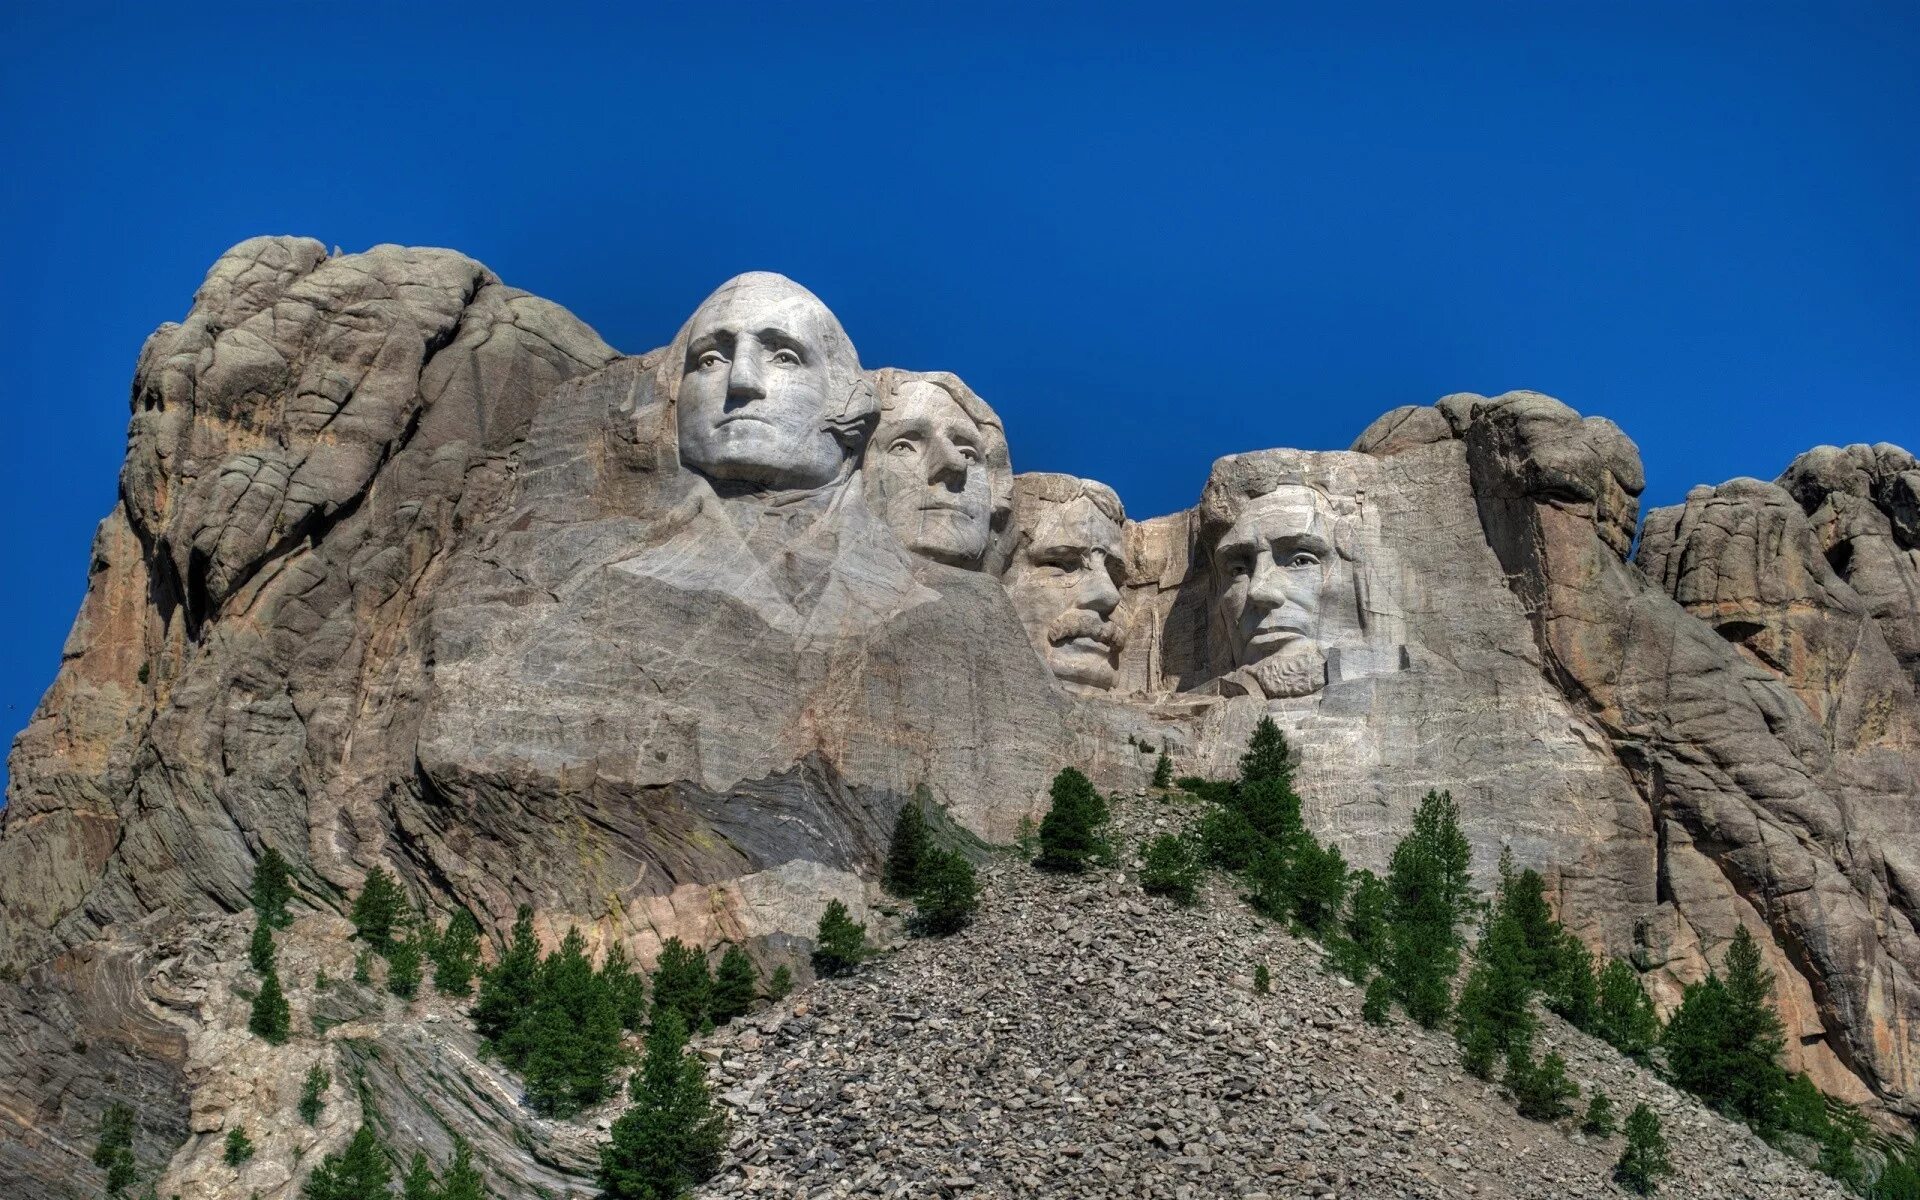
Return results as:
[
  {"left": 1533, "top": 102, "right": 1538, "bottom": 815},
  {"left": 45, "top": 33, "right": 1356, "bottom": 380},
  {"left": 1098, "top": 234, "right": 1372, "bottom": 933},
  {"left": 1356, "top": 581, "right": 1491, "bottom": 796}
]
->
[
  {"left": 1248, "top": 627, "right": 1307, "bottom": 651},
  {"left": 1055, "top": 634, "right": 1113, "bottom": 654},
  {"left": 919, "top": 500, "right": 978, "bottom": 515},
  {"left": 715, "top": 415, "right": 773, "bottom": 430}
]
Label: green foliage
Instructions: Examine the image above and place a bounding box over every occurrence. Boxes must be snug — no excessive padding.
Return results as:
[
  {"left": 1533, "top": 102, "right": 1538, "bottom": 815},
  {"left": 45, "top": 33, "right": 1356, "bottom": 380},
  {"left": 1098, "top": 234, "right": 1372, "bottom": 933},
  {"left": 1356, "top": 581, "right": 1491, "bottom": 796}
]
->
[
  {"left": 350, "top": 867, "right": 407, "bottom": 953},
  {"left": 766, "top": 965, "right": 793, "bottom": 1001},
  {"left": 1361, "top": 976, "right": 1392, "bottom": 1025},
  {"left": 472, "top": 906, "right": 540, "bottom": 1049},
  {"left": 1614, "top": 1103, "right": 1672, "bottom": 1194},
  {"left": 1238, "top": 716, "right": 1292, "bottom": 787},
  {"left": 1543, "top": 930, "right": 1598, "bottom": 1031},
  {"left": 1382, "top": 791, "right": 1475, "bottom": 1028},
  {"left": 711, "top": 946, "right": 758, "bottom": 1025},
  {"left": 1505, "top": 1045, "right": 1577, "bottom": 1121},
  {"left": 1176, "top": 776, "right": 1237, "bottom": 806},
  {"left": 353, "top": 951, "right": 372, "bottom": 986},
  {"left": 599, "top": 943, "right": 649, "bottom": 1032},
  {"left": 1035, "top": 767, "right": 1109, "bottom": 872},
  {"left": 224, "top": 1127, "right": 256, "bottom": 1167},
  {"left": 439, "top": 1140, "right": 486, "bottom": 1200},
  {"left": 386, "top": 936, "right": 423, "bottom": 1000},
  {"left": 94, "top": 1101, "right": 138, "bottom": 1196},
  {"left": 1139, "top": 832, "right": 1203, "bottom": 906},
  {"left": 1327, "top": 869, "right": 1389, "bottom": 981},
  {"left": 302, "top": 1125, "right": 393, "bottom": 1200},
  {"left": 910, "top": 849, "right": 979, "bottom": 936},
  {"left": 403, "top": 1151, "right": 438, "bottom": 1200},
  {"left": 884, "top": 802, "right": 931, "bottom": 896},
  {"left": 1151, "top": 750, "right": 1173, "bottom": 789},
  {"left": 1779, "top": 1072, "right": 1869, "bottom": 1190},
  {"left": 1252, "top": 963, "right": 1270, "bottom": 995},
  {"left": 650, "top": 939, "right": 714, "bottom": 1033},
  {"left": 811, "top": 901, "right": 867, "bottom": 978},
  {"left": 1582, "top": 1090, "right": 1616, "bottom": 1137},
  {"left": 1285, "top": 834, "right": 1349, "bottom": 935},
  {"left": 1593, "top": 958, "right": 1661, "bottom": 1062},
  {"left": 430, "top": 911, "right": 483, "bottom": 998},
  {"left": 252, "top": 847, "right": 296, "bottom": 930},
  {"left": 250, "top": 918, "right": 277, "bottom": 976},
  {"left": 522, "top": 928, "right": 626, "bottom": 1117},
  {"left": 1663, "top": 926, "right": 1788, "bottom": 1131},
  {"left": 249, "top": 963, "right": 292, "bottom": 1044},
  {"left": 597, "top": 1009, "right": 727, "bottom": 1200},
  {"left": 1196, "top": 806, "right": 1261, "bottom": 872},
  {"left": 299, "top": 1066, "right": 330, "bottom": 1126},
  {"left": 1455, "top": 869, "right": 1543, "bottom": 1077},
  {"left": 1874, "top": 1147, "right": 1920, "bottom": 1200}
]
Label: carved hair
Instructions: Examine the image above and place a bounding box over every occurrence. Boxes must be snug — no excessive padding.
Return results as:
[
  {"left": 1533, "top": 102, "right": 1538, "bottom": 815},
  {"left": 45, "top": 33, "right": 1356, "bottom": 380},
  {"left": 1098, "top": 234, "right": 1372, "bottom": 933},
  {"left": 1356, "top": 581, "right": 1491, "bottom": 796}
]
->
[
  {"left": 1009, "top": 472, "right": 1125, "bottom": 533},
  {"left": 1197, "top": 455, "right": 1354, "bottom": 565},
  {"left": 871, "top": 368, "right": 1015, "bottom": 522}
]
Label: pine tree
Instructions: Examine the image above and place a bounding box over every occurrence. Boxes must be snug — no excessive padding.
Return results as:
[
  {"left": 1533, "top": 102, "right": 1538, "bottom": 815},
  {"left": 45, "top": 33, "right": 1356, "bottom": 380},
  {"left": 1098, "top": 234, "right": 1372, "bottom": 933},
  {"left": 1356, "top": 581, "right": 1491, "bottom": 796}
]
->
[
  {"left": 250, "top": 917, "right": 278, "bottom": 975},
  {"left": 910, "top": 849, "right": 979, "bottom": 936},
  {"left": 1253, "top": 963, "right": 1271, "bottom": 995},
  {"left": 387, "top": 935, "right": 423, "bottom": 1000},
  {"left": 1593, "top": 958, "right": 1660, "bottom": 1062},
  {"left": 524, "top": 927, "right": 625, "bottom": 1117},
  {"left": 1505, "top": 1045, "right": 1577, "bottom": 1121},
  {"left": 1456, "top": 865, "right": 1542, "bottom": 1078},
  {"left": 431, "top": 910, "right": 484, "bottom": 998},
  {"left": 351, "top": 867, "right": 407, "bottom": 952},
  {"left": 1151, "top": 750, "right": 1173, "bottom": 789},
  {"left": 250, "top": 962, "right": 292, "bottom": 1044},
  {"left": 649, "top": 938, "right": 713, "bottom": 1033},
  {"left": 597, "top": 1009, "right": 727, "bottom": 1200},
  {"left": 1382, "top": 791, "right": 1475, "bottom": 1028},
  {"left": 883, "top": 801, "right": 930, "bottom": 896},
  {"left": 1497, "top": 863, "right": 1562, "bottom": 987},
  {"left": 1139, "top": 832, "right": 1203, "bottom": 905},
  {"left": 1035, "top": 767, "right": 1109, "bottom": 872},
  {"left": 1197, "top": 806, "right": 1261, "bottom": 872},
  {"left": 94, "top": 1101, "right": 138, "bottom": 1197},
  {"left": 253, "top": 846, "right": 296, "bottom": 929},
  {"left": 439, "top": 1139, "right": 487, "bottom": 1200},
  {"left": 1544, "top": 929, "right": 1598, "bottom": 1031},
  {"left": 473, "top": 905, "right": 541, "bottom": 1051},
  {"left": 711, "top": 946, "right": 758, "bottom": 1025},
  {"left": 600, "top": 942, "right": 649, "bottom": 1032},
  {"left": 224, "top": 1127, "right": 255, "bottom": 1166},
  {"left": 811, "top": 901, "right": 867, "bottom": 978},
  {"left": 299, "top": 1065, "right": 330, "bottom": 1125},
  {"left": 766, "top": 965, "right": 793, "bottom": 1001},
  {"left": 1361, "top": 976, "right": 1393, "bottom": 1025},
  {"left": 1582, "top": 1090, "right": 1616, "bottom": 1137},
  {"left": 1239, "top": 716, "right": 1292, "bottom": 786},
  {"left": 1663, "top": 925, "right": 1788, "bottom": 1131},
  {"left": 1614, "top": 1103, "right": 1672, "bottom": 1194},
  {"left": 402, "top": 1151, "right": 438, "bottom": 1200},
  {"left": 1327, "top": 868, "right": 1390, "bottom": 981},
  {"left": 1286, "top": 834, "right": 1349, "bottom": 935},
  {"left": 302, "top": 1125, "right": 393, "bottom": 1200}
]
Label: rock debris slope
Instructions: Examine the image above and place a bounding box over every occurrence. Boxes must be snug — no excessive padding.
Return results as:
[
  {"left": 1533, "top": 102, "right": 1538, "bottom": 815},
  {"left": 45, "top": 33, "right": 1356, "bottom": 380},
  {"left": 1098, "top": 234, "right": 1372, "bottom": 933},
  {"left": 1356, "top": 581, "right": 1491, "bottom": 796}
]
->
[{"left": 1, "top": 238, "right": 1915, "bottom": 1194}]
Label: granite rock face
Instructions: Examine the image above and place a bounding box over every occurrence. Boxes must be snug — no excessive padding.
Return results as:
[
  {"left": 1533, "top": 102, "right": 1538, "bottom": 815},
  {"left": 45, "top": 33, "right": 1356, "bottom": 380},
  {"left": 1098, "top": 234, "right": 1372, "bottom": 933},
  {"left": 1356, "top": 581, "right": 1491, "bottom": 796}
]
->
[{"left": 2, "top": 242, "right": 1915, "bottom": 1194}]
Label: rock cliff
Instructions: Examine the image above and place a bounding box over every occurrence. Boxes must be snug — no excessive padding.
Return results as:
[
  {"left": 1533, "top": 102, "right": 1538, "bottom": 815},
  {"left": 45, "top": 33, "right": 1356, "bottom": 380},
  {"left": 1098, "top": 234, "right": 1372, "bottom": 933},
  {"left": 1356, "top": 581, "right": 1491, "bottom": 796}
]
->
[{"left": 1, "top": 239, "right": 1914, "bottom": 1195}]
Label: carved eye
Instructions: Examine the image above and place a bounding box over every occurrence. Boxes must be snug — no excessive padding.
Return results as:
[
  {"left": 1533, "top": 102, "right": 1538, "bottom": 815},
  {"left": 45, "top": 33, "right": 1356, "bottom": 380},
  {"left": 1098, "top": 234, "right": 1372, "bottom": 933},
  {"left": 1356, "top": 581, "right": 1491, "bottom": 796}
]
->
[
  {"left": 697, "top": 350, "right": 727, "bottom": 369},
  {"left": 957, "top": 445, "right": 980, "bottom": 464},
  {"left": 1225, "top": 554, "right": 1252, "bottom": 578},
  {"left": 1284, "top": 551, "right": 1321, "bottom": 569},
  {"left": 888, "top": 438, "right": 918, "bottom": 456},
  {"left": 772, "top": 348, "right": 802, "bottom": 366}
]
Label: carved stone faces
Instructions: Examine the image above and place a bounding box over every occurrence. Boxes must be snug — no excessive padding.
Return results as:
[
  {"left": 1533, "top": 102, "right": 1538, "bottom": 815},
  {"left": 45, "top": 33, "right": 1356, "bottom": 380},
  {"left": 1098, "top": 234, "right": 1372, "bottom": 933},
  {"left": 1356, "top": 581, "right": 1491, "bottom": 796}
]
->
[
  {"left": 1004, "top": 474, "right": 1128, "bottom": 691},
  {"left": 866, "top": 370, "right": 1012, "bottom": 570},
  {"left": 670, "top": 273, "right": 873, "bottom": 491},
  {"left": 1209, "top": 483, "right": 1338, "bottom": 698}
]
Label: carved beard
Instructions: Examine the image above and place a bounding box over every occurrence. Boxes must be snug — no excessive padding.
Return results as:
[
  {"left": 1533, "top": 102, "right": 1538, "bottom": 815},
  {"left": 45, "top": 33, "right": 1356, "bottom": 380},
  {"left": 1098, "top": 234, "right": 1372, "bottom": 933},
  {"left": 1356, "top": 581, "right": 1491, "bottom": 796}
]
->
[{"left": 1250, "top": 645, "right": 1327, "bottom": 699}]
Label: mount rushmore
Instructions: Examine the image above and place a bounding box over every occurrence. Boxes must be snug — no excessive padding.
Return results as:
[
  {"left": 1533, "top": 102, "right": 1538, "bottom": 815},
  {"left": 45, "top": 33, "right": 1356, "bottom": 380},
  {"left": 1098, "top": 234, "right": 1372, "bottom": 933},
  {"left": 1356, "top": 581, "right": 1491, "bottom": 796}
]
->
[{"left": 1, "top": 237, "right": 1916, "bottom": 1190}]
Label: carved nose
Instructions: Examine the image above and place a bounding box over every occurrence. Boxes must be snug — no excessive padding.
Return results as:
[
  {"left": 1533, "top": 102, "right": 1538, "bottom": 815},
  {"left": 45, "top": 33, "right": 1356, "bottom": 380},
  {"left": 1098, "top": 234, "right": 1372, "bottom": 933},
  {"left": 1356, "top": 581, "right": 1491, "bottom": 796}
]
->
[
  {"left": 1246, "top": 557, "right": 1288, "bottom": 608},
  {"left": 727, "top": 353, "right": 766, "bottom": 402},
  {"left": 1080, "top": 555, "right": 1120, "bottom": 616},
  {"left": 925, "top": 438, "right": 968, "bottom": 487}
]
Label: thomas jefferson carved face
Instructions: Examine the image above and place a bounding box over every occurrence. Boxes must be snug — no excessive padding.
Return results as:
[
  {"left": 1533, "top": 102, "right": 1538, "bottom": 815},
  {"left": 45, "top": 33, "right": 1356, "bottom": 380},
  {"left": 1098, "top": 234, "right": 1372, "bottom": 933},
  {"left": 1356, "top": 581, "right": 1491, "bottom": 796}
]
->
[
  {"left": 1211, "top": 484, "right": 1336, "bottom": 697},
  {"left": 673, "top": 274, "right": 867, "bottom": 491},
  {"left": 868, "top": 377, "right": 1007, "bottom": 568},
  {"left": 1004, "top": 478, "right": 1127, "bottom": 691}
]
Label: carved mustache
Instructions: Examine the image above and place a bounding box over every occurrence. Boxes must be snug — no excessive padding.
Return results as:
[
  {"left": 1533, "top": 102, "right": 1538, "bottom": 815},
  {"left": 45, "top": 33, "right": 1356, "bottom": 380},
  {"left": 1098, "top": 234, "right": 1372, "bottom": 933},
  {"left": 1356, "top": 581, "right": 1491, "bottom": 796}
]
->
[{"left": 1046, "top": 608, "right": 1127, "bottom": 652}]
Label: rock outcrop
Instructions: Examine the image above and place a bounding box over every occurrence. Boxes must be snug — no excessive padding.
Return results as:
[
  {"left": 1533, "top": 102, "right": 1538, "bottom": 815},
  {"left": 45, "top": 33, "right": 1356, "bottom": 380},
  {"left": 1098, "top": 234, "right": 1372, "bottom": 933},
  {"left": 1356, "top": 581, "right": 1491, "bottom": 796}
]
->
[{"left": 1, "top": 241, "right": 1914, "bottom": 1195}]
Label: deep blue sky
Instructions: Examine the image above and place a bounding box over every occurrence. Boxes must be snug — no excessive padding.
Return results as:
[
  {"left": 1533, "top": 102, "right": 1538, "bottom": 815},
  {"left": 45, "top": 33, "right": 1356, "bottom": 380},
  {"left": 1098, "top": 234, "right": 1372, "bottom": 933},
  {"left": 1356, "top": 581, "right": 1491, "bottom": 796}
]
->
[{"left": 3, "top": 3, "right": 1915, "bottom": 790}]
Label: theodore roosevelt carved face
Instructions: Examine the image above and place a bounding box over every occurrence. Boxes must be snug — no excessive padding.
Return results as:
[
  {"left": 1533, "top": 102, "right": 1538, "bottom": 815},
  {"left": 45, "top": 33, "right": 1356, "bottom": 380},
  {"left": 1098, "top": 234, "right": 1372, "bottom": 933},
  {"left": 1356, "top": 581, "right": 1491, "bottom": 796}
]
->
[
  {"left": 1208, "top": 482, "right": 1338, "bottom": 698},
  {"left": 671, "top": 273, "right": 873, "bottom": 491},
  {"left": 1003, "top": 475, "right": 1128, "bottom": 691},
  {"left": 865, "top": 371, "right": 1012, "bottom": 569}
]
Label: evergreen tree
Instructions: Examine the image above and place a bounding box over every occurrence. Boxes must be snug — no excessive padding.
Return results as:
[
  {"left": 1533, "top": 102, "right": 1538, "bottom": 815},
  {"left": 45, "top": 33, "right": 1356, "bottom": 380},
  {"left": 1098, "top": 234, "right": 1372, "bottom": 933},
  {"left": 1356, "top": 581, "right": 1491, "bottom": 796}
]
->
[
  {"left": 812, "top": 901, "right": 867, "bottom": 978},
  {"left": 431, "top": 911, "right": 484, "bottom": 998},
  {"left": 253, "top": 846, "right": 296, "bottom": 929},
  {"left": 224, "top": 1127, "right": 256, "bottom": 1166},
  {"left": 1361, "top": 976, "right": 1393, "bottom": 1025},
  {"left": 250, "top": 963, "right": 292, "bottom": 1044},
  {"left": 1382, "top": 791, "right": 1475, "bottom": 1028},
  {"left": 439, "top": 1139, "right": 487, "bottom": 1200},
  {"left": 1139, "top": 832, "right": 1203, "bottom": 906},
  {"left": 351, "top": 867, "right": 407, "bottom": 952},
  {"left": 353, "top": 950, "right": 373, "bottom": 985},
  {"left": 302, "top": 1125, "right": 393, "bottom": 1200},
  {"left": 766, "top": 965, "right": 793, "bottom": 1001},
  {"left": 250, "top": 917, "right": 278, "bottom": 975},
  {"left": 473, "top": 906, "right": 541, "bottom": 1050},
  {"left": 1253, "top": 963, "right": 1271, "bottom": 995},
  {"left": 1239, "top": 716, "right": 1292, "bottom": 786},
  {"left": 1663, "top": 926, "right": 1788, "bottom": 1131},
  {"left": 1543, "top": 930, "right": 1598, "bottom": 1031},
  {"left": 299, "top": 1065, "right": 330, "bottom": 1125},
  {"left": 1455, "top": 865, "right": 1543, "bottom": 1078},
  {"left": 649, "top": 938, "right": 713, "bottom": 1033},
  {"left": 524, "top": 927, "right": 625, "bottom": 1117},
  {"left": 1286, "top": 834, "right": 1349, "bottom": 935},
  {"left": 883, "top": 801, "right": 931, "bottom": 896},
  {"left": 1197, "top": 806, "right": 1261, "bottom": 872},
  {"left": 1593, "top": 958, "right": 1661, "bottom": 1062},
  {"left": 94, "top": 1101, "right": 138, "bottom": 1197},
  {"left": 1327, "top": 869, "right": 1389, "bottom": 980},
  {"left": 1151, "top": 750, "right": 1173, "bottom": 789},
  {"left": 1614, "top": 1104, "right": 1672, "bottom": 1194},
  {"left": 600, "top": 942, "right": 649, "bottom": 1032},
  {"left": 402, "top": 1151, "right": 438, "bottom": 1200},
  {"left": 711, "top": 946, "right": 758, "bottom": 1025},
  {"left": 1582, "top": 1090, "right": 1616, "bottom": 1137},
  {"left": 387, "top": 935, "right": 423, "bottom": 1000},
  {"left": 910, "top": 849, "right": 979, "bottom": 936},
  {"left": 1035, "top": 767, "right": 1109, "bottom": 872},
  {"left": 597, "top": 1009, "right": 727, "bottom": 1200},
  {"left": 1873, "top": 1147, "right": 1920, "bottom": 1200},
  {"left": 1505, "top": 1045, "right": 1577, "bottom": 1121}
]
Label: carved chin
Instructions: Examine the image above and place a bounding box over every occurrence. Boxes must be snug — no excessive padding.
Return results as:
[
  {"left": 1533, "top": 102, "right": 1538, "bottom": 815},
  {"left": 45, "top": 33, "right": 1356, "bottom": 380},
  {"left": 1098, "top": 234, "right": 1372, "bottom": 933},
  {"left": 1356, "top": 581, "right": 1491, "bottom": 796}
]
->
[
  {"left": 902, "top": 512, "right": 989, "bottom": 567},
  {"left": 1048, "top": 641, "right": 1117, "bottom": 690},
  {"left": 1249, "top": 645, "right": 1326, "bottom": 698}
]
